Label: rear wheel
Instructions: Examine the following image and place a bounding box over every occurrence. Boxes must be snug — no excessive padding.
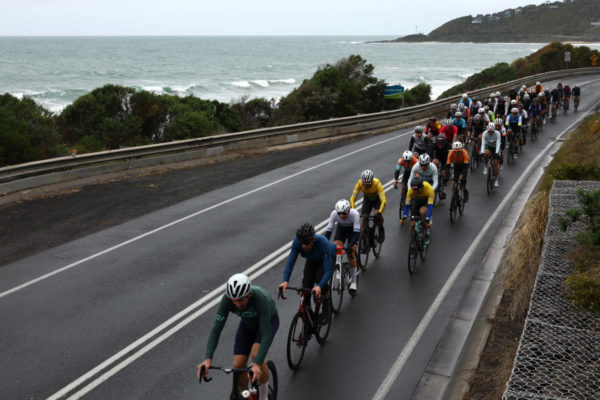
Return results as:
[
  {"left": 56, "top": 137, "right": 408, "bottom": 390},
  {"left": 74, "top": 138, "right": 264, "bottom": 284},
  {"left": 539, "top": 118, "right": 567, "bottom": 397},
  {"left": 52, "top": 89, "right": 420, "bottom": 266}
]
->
[
  {"left": 286, "top": 312, "right": 307, "bottom": 371},
  {"left": 372, "top": 224, "right": 383, "bottom": 258},
  {"left": 266, "top": 360, "right": 278, "bottom": 400},
  {"left": 329, "top": 263, "right": 344, "bottom": 314},
  {"left": 470, "top": 148, "right": 479, "bottom": 171},
  {"left": 486, "top": 166, "right": 493, "bottom": 195},
  {"left": 506, "top": 144, "right": 513, "bottom": 165},
  {"left": 357, "top": 232, "right": 369, "bottom": 271},
  {"left": 407, "top": 234, "right": 418, "bottom": 275},
  {"left": 419, "top": 228, "right": 429, "bottom": 262},
  {"left": 449, "top": 191, "right": 458, "bottom": 224},
  {"left": 458, "top": 187, "right": 465, "bottom": 215},
  {"left": 315, "top": 300, "right": 332, "bottom": 344}
]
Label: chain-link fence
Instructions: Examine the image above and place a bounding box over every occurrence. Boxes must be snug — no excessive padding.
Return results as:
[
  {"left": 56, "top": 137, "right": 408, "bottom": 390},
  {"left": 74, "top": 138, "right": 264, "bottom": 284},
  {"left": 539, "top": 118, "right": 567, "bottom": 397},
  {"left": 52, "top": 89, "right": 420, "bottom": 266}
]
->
[{"left": 503, "top": 180, "right": 600, "bottom": 400}]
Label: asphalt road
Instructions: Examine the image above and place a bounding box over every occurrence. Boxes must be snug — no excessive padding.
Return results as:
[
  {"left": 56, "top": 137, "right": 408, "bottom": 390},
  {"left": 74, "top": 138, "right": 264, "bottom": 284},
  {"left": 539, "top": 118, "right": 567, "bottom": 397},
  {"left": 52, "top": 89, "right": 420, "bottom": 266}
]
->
[{"left": 1, "top": 77, "right": 599, "bottom": 400}]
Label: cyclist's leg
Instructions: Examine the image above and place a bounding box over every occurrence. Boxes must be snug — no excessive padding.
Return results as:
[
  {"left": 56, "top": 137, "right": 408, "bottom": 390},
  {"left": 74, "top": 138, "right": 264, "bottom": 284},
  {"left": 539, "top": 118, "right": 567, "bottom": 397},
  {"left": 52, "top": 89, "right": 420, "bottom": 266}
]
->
[
  {"left": 373, "top": 198, "right": 384, "bottom": 242},
  {"left": 233, "top": 319, "right": 257, "bottom": 389},
  {"left": 249, "top": 313, "right": 279, "bottom": 388},
  {"left": 360, "top": 198, "right": 374, "bottom": 232}
]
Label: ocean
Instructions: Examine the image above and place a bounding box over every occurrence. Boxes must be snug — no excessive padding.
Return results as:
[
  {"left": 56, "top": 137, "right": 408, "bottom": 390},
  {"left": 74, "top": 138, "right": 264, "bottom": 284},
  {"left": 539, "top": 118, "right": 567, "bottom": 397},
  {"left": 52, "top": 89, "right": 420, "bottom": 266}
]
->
[{"left": 1, "top": 36, "right": 598, "bottom": 114}]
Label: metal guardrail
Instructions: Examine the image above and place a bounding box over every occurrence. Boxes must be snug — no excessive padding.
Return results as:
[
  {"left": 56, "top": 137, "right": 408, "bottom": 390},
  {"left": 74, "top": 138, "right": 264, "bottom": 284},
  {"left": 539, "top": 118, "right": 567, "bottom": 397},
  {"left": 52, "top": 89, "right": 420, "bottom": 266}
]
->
[{"left": 1, "top": 67, "right": 599, "bottom": 195}]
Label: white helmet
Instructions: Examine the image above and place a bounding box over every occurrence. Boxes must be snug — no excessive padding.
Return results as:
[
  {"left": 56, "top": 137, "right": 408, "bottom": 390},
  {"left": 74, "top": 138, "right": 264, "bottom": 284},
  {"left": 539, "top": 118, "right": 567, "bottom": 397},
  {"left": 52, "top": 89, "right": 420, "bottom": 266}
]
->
[
  {"left": 414, "top": 125, "right": 424, "bottom": 133},
  {"left": 496, "top": 91, "right": 502, "bottom": 97},
  {"left": 461, "top": 93, "right": 468, "bottom": 99},
  {"left": 335, "top": 199, "right": 351, "bottom": 214},
  {"left": 521, "top": 85, "right": 526, "bottom": 90},
  {"left": 226, "top": 273, "right": 251, "bottom": 300},
  {"left": 478, "top": 107, "right": 485, "bottom": 113},
  {"left": 523, "top": 93, "right": 530, "bottom": 100},
  {"left": 511, "top": 107, "right": 518, "bottom": 113},
  {"left": 450, "top": 103, "right": 457, "bottom": 110},
  {"left": 452, "top": 141, "right": 463, "bottom": 150},
  {"left": 490, "top": 92, "right": 496, "bottom": 98},
  {"left": 419, "top": 153, "right": 431, "bottom": 166},
  {"left": 455, "top": 111, "right": 462, "bottom": 118},
  {"left": 361, "top": 169, "right": 374, "bottom": 183},
  {"left": 495, "top": 118, "right": 503, "bottom": 126},
  {"left": 402, "top": 150, "right": 413, "bottom": 162},
  {"left": 536, "top": 81, "right": 541, "bottom": 85},
  {"left": 487, "top": 122, "right": 496, "bottom": 132}
]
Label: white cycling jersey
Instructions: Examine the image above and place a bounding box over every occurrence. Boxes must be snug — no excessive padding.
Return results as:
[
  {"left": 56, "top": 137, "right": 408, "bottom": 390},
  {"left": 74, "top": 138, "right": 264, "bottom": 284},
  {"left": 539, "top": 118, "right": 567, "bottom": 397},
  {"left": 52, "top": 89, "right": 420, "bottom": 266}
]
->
[
  {"left": 325, "top": 208, "right": 361, "bottom": 234},
  {"left": 408, "top": 162, "right": 438, "bottom": 192}
]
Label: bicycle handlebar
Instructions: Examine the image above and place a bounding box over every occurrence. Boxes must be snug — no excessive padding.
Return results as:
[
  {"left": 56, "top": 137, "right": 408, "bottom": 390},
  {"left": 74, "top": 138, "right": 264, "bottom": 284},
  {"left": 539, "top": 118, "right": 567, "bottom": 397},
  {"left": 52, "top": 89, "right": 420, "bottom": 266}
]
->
[
  {"left": 278, "top": 286, "right": 322, "bottom": 301},
  {"left": 199, "top": 365, "right": 255, "bottom": 384}
]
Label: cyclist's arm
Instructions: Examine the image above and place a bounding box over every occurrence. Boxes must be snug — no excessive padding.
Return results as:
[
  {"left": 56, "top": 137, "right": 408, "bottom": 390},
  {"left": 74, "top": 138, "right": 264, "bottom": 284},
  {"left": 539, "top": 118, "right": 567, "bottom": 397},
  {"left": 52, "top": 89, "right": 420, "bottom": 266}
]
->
[
  {"left": 425, "top": 186, "right": 435, "bottom": 220},
  {"left": 376, "top": 180, "right": 387, "bottom": 213},
  {"left": 283, "top": 240, "right": 301, "bottom": 282},
  {"left": 205, "top": 296, "right": 232, "bottom": 360},
  {"left": 316, "top": 245, "right": 335, "bottom": 289},
  {"left": 430, "top": 164, "right": 438, "bottom": 192},
  {"left": 349, "top": 181, "right": 361, "bottom": 209},
  {"left": 407, "top": 164, "right": 417, "bottom": 188},
  {"left": 253, "top": 293, "right": 277, "bottom": 365},
  {"left": 408, "top": 136, "right": 415, "bottom": 152},
  {"left": 394, "top": 160, "right": 403, "bottom": 180},
  {"left": 350, "top": 210, "right": 361, "bottom": 246},
  {"left": 495, "top": 133, "right": 501, "bottom": 155},
  {"left": 402, "top": 189, "right": 413, "bottom": 218}
]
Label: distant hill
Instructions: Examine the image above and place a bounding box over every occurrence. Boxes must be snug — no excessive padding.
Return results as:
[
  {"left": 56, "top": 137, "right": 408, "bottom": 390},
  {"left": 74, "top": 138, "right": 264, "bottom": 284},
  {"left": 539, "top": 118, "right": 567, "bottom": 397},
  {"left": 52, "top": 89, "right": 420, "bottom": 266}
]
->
[{"left": 386, "top": 0, "right": 600, "bottom": 43}]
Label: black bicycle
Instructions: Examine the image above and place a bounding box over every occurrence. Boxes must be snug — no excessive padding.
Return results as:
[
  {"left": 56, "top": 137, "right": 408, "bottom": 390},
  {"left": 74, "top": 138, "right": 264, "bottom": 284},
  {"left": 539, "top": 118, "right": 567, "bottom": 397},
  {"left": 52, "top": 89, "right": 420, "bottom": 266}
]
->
[
  {"left": 357, "top": 214, "right": 383, "bottom": 271},
  {"left": 449, "top": 168, "right": 466, "bottom": 224},
  {"left": 469, "top": 136, "right": 480, "bottom": 172},
  {"left": 199, "top": 361, "right": 278, "bottom": 400},
  {"left": 406, "top": 215, "right": 430, "bottom": 275},
  {"left": 330, "top": 245, "right": 356, "bottom": 315},
  {"left": 530, "top": 115, "right": 540, "bottom": 141},
  {"left": 279, "top": 287, "right": 332, "bottom": 371}
]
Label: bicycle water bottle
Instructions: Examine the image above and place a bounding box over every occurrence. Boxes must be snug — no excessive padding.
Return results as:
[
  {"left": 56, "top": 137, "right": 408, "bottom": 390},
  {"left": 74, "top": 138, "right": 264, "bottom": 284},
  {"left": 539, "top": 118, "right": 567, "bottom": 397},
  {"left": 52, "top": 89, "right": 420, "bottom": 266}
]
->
[{"left": 241, "top": 388, "right": 258, "bottom": 399}]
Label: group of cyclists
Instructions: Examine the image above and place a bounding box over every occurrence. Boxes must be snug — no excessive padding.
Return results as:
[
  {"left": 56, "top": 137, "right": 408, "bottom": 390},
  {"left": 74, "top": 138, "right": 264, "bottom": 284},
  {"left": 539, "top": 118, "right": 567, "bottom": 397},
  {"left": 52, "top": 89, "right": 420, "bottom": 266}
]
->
[{"left": 196, "top": 81, "right": 582, "bottom": 398}]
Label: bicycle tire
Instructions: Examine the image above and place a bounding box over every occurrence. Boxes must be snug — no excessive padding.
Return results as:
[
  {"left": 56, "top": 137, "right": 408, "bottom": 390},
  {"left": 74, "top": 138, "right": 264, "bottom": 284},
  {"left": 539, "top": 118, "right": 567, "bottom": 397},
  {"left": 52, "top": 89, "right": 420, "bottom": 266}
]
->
[
  {"left": 470, "top": 148, "right": 479, "bottom": 171},
  {"left": 372, "top": 225, "right": 383, "bottom": 258},
  {"left": 449, "top": 191, "right": 458, "bottom": 224},
  {"left": 486, "top": 166, "right": 493, "bottom": 195},
  {"left": 419, "top": 229, "right": 429, "bottom": 262},
  {"left": 506, "top": 143, "right": 513, "bottom": 165},
  {"left": 407, "top": 235, "right": 418, "bottom": 275},
  {"left": 329, "top": 263, "right": 344, "bottom": 314},
  {"left": 315, "top": 301, "right": 332, "bottom": 344},
  {"left": 267, "top": 360, "right": 278, "bottom": 400},
  {"left": 458, "top": 187, "right": 465, "bottom": 216},
  {"left": 357, "top": 232, "right": 369, "bottom": 271},
  {"left": 286, "top": 312, "right": 307, "bottom": 371}
]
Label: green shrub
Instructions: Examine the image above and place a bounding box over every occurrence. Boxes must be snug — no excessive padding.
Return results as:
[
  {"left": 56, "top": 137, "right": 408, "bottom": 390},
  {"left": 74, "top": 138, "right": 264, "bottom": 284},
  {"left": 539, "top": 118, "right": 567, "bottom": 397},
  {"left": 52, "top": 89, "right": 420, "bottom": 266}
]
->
[{"left": 565, "top": 272, "right": 600, "bottom": 313}]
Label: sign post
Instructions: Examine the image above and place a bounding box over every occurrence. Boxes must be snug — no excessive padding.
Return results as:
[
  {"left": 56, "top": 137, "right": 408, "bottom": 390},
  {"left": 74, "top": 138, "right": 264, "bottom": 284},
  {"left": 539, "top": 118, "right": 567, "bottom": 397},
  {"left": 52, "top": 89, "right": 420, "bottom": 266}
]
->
[
  {"left": 384, "top": 85, "right": 405, "bottom": 106},
  {"left": 564, "top": 51, "right": 571, "bottom": 69}
]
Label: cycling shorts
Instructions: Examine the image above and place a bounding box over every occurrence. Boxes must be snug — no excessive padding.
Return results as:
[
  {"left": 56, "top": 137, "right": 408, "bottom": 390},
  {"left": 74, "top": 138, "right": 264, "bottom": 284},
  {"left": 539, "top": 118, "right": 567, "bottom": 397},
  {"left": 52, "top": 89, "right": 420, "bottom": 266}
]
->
[
  {"left": 484, "top": 144, "right": 498, "bottom": 154},
  {"left": 410, "top": 197, "right": 429, "bottom": 217},
  {"left": 361, "top": 196, "right": 382, "bottom": 216},
  {"left": 333, "top": 225, "right": 355, "bottom": 245},
  {"left": 234, "top": 313, "right": 280, "bottom": 357},
  {"left": 302, "top": 257, "right": 333, "bottom": 293},
  {"left": 452, "top": 164, "right": 468, "bottom": 183}
]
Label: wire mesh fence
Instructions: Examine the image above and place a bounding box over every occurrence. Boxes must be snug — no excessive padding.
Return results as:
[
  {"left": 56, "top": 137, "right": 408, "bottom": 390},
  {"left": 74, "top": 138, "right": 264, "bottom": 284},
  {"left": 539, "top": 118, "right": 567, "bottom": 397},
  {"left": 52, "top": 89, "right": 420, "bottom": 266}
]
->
[{"left": 503, "top": 180, "right": 600, "bottom": 400}]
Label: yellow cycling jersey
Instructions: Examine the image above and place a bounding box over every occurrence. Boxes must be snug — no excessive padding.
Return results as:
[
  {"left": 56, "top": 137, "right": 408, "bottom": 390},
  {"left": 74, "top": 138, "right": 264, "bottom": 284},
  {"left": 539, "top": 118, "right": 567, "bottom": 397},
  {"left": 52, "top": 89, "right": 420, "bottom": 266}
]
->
[
  {"left": 405, "top": 181, "right": 435, "bottom": 206},
  {"left": 350, "top": 177, "right": 387, "bottom": 212}
]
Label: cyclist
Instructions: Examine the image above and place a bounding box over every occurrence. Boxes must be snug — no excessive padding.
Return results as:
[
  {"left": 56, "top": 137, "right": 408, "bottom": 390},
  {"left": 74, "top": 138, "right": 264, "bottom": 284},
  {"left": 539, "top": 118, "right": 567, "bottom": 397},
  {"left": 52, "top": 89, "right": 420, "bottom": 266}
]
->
[
  {"left": 550, "top": 86, "right": 561, "bottom": 117},
  {"left": 469, "top": 96, "right": 482, "bottom": 118},
  {"left": 279, "top": 222, "right": 336, "bottom": 314},
  {"left": 350, "top": 169, "right": 387, "bottom": 241},
  {"left": 447, "top": 103, "right": 458, "bottom": 119},
  {"left": 324, "top": 199, "right": 361, "bottom": 294},
  {"left": 517, "top": 104, "right": 529, "bottom": 145},
  {"left": 432, "top": 136, "right": 451, "bottom": 199},
  {"left": 481, "top": 123, "right": 501, "bottom": 187},
  {"left": 529, "top": 97, "right": 542, "bottom": 129},
  {"left": 198, "top": 273, "right": 279, "bottom": 400},
  {"left": 494, "top": 118, "right": 507, "bottom": 169},
  {"left": 400, "top": 175, "right": 434, "bottom": 245},
  {"left": 459, "top": 93, "right": 471, "bottom": 108},
  {"left": 538, "top": 91, "right": 548, "bottom": 121},
  {"left": 572, "top": 85, "right": 581, "bottom": 109},
  {"left": 458, "top": 103, "right": 470, "bottom": 123},
  {"left": 484, "top": 105, "right": 495, "bottom": 123},
  {"left": 563, "top": 84, "right": 572, "bottom": 110},
  {"left": 447, "top": 141, "right": 470, "bottom": 202},
  {"left": 521, "top": 93, "right": 531, "bottom": 111},
  {"left": 440, "top": 118, "right": 458, "bottom": 143},
  {"left": 408, "top": 153, "right": 440, "bottom": 199},
  {"left": 494, "top": 95, "right": 508, "bottom": 121},
  {"left": 505, "top": 107, "right": 522, "bottom": 157},
  {"left": 408, "top": 125, "right": 432, "bottom": 156},
  {"left": 394, "top": 150, "right": 419, "bottom": 205},
  {"left": 425, "top": 116, "right": 442, "bottom": 139},
  {"left": 533, "top": 81, "right": 543, "bottom": 97},
  {"left": 453, "top": 111, "right": 467, "bottom": 143}
]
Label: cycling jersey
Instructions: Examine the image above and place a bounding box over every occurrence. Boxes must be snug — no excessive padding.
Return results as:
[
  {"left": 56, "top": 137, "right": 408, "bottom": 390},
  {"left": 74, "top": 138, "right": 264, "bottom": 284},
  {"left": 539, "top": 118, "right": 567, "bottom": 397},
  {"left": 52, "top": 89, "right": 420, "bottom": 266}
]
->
[
  {"left": 206, "top": 286, "right": 278, "bottom": 365},
  {"left": 529, "top": 102, "right": 542, "bottom": 119},
  {"left": 324, "top": 208, "right": 361, "bottom": 246},
  {"left": 395, "top": 156, "right": 419, "bottom": 180},
  {"left": 284, "top": 234, "right": 336, "bottom": 288},
  {"left": 409, "top": 133, "right": 430, "bottom": 154},
  {"left": 452, "top": 117, "right": 467, "bottom": 133},
  {"left": 425, "top": 121, "right": 442, "bottom": 135},
  {"left": 494, "top": 99, "right": 508, "bottom": 119},
  {"left": 440, "top": 124, "right": 458, "bottom": 141},
  {"left": 572, "top": 86, "right": 581, "bottom": 96},
  {"left": 447, "top": 148, "right": 470, "bottom": 165},
  {"left": 481, "top": 130, "right": 501, "bottom": 155},
  {"left": 402, "top": 181, "right": 434, "bottom": 220},
  {"left": 563, "top": 86, "right": 572, "bottom": 97},
  {"left": 408, "top": 162, "right": 438, "bottom": 192},
  {"left": 550, "top": 89, "right": 560, "bottom": 103},
  {"left": 432, "top": 142, "right": 450, "bottom": 164},
  {"left": 505, "top": 114, "right": 522, "bottom": 132},
  {"left": 350, "top": 177, "right": 387, "bottom": 212}
]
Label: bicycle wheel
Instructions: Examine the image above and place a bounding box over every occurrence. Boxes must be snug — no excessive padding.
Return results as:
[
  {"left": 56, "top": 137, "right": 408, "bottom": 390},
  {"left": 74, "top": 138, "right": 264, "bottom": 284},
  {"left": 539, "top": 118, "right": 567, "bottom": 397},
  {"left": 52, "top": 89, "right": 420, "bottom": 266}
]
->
[
  {"left": 286, "top": 312, "right": 307, "bottom": 371},
  {"left": 407, "top": 234, "right": 418, "bottom": 275},
  {"left": 506, "top": 144, "right": 513, "bottom": 165},
  {"left": 531, "top": 123, "right": 537, "bottom": 141},
  {"left": 449, "top": 191, "right": 458, "bottom": 224},
  {"left": 314, "top": 301, "right": 332, "bottom": 344},
  {"left": 486, "top": 166, "right": 493, "bottom": 195},
  {"left": 372, "top": 225, "right": 383, "bottom": 258},
  {"left": 266, "top": 360, "right": 278, "bottom": 400},
  {"left": 458, "top": 187, "right": 465, "bottom": 216},
  {"left": 470, "top": 148, "right": 479, "bottom": 171},
  {"left": 419, "top": 230, "right": 429, "bottom": 262},
  {"left": 329, "top": 263, "right": 344, "bottom": 314},
  {"left": 357, "top": 232, "right": 369, "bottom": 271}
]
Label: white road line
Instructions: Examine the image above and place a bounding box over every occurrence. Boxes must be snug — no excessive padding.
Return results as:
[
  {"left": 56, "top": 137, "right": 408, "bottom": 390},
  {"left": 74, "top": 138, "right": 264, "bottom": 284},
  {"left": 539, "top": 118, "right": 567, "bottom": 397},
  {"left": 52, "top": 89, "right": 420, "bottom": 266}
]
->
[
  {"left": 46, "top": 162, "right": 397, "bottom": 398},
  {"left": 1, "top": 132, "right": 408, "bottom": 300},
  {"left": 371, "top": 96, "right": 600, "bottom": 400}
]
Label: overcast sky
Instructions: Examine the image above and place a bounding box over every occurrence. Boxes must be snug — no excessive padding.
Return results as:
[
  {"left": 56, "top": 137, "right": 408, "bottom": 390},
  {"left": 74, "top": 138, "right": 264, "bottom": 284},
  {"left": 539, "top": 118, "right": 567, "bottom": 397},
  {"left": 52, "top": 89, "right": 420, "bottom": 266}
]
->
[{"left": 0, "top": 0, "right": 551, "bottom": 36}]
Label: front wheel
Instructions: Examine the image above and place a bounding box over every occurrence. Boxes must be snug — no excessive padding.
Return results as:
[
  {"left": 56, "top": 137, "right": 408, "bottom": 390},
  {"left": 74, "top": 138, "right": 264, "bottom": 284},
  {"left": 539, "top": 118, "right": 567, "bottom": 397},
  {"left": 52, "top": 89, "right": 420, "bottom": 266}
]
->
[
  {"left": 372, "top": 224, "right": 383, "bottom": 258},
  {"left": 458, "top": 187, "right": 465, "bottom": 215},
  {"left": 407, "top": 234, "right": 418, "bottom": 275},
  {"left": 486, "top": 166, "right": 493, "bottom": 195},
  {"left": 449, "top": 191, "right": 458, "bottom": 224},
  {"left": 357, "top": 232, "right": 370, "bottom": 271},
  {"left": 315, "top": 300, "right": 332, "bottom": 344},
  {"left": 286, "top": 312, "right": 307, "bottom": 371},
  {"left": 329, "top": 263, "right": 344, "bottom": 314},
  {"left": 266, "top": 360, "right": 278, "bottom": 400}
]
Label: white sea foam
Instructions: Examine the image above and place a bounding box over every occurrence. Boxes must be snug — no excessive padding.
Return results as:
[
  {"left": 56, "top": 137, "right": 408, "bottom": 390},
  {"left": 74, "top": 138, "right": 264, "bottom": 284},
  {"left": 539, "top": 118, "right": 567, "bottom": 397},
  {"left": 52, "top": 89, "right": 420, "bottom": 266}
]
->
[
  {"left": 252, "top": 80, "right": 270, "bottom": 88},
  {"left": 270, "top": 78, "right": 296, "bottom": 85},
  {"left": 231, "top": 81, "right": 251, "bottom": 88}
]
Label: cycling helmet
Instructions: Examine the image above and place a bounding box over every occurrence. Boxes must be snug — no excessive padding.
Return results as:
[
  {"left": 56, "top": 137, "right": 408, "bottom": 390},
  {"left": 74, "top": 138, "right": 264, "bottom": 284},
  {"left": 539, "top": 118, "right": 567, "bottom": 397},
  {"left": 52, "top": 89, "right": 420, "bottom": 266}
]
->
[
  {"left": 414, "top": 125, "right": 424, "bottom": 133},
  {"left": 536, "top": 81, "right": 541, "bottom": 85},
  {"left": 473, "top": 114, "right": 481, "bottom": 122},
  {"left": 461, "top": 93, "right": 468, "bottom": 99},
  {"left": 455, "top": 111, "right": 462, "bottom": 118},
  {"left": 419, "top": 153, "right": 431, "bottom": 166},
  {"left": 533, "top": 97, "right": 538, "bottom": 102},
  {"left": 452, "top": 141, "right": 463, "bottom": 150},
  {"left": 429, "top": 116, "right": 437, "bottom": 121},
  {"left": 484, "top": 105, "right": 490, "bottom": 111},
  {"left": 361, "top": 169, "right": 374, "bottom": 184},
  {"left": 511, "top": 107, "right": 518, "bottom": 113},
  {"left": 521, "top": 85, "right": 527, "bottom": 90},
  {"left": 478, "top": 107, "right": 485, "bottom": 113},
  {"left": 490, "top": 92, "right": 496, "bottom": 99},
  {"left": 335, "top": 199, "right": 351, "bottom": 214},
  {"left": 538, "top": 92, "right": 545, "bottom": 97},
  {"left": 296, "top": 222, "right": 315, "bottom": 244},
  {"left": 487, "top": 122, "right": 496, "bottom": 132},
  {"left": 402, "top": 150, "right": 413, "bottom": 162},
  {"left": 523, "top": 93, "right": 530, "bottom": 100},
  {"left": 436, "top": 136, "right": 446, "bottom": 144},
  {"left": 458, "top": 103, "right": 465, "bottom": 110},
  {"left": 494, "top": 118, "right": 503, "bottom": 126},
  {"left": 445, "top": 118, "right": 453, "bottom": 126},
  {"left": 496, "top": 91, "right": 502, "bottom": 97},
  {"left": 410, "top": 175, "right": 424, "bottom": 191},
  {"left": 472, "top": 96, "right": 478, "bottom": 101},
  {"left": 226, "top": 273, "right": 252, "bottom": 300},
  {"left": 510, "top": 99, "right": 517, "bottom": 105}
]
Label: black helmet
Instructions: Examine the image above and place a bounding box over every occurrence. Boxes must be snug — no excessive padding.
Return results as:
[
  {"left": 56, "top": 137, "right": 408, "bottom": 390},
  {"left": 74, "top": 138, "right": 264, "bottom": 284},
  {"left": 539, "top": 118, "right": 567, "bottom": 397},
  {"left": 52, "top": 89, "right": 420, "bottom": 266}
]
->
[
  {"left": 296, "top": 223, "right": 315, "bottom": 244},
  {"left": 410, "top": 176, "right": 424, "bottom": 191}
]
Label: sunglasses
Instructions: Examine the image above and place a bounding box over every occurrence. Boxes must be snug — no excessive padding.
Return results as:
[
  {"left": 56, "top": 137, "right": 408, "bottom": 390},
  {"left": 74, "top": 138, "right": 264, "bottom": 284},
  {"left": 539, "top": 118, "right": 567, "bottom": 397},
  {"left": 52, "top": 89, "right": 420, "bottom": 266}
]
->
[{"left": 337, "top": 212, "right": 348, "bottom": 216}]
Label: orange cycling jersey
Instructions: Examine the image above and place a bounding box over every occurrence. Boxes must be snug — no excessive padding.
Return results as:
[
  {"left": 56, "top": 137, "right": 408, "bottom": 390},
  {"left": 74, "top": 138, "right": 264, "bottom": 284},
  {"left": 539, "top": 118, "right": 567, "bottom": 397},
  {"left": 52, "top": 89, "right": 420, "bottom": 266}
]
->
[
  {"left": 399, "top": 156, "right": 418, "bottom": 170},
  {"left": 446, "top": 149, "right": 470, "bottom": 165}
]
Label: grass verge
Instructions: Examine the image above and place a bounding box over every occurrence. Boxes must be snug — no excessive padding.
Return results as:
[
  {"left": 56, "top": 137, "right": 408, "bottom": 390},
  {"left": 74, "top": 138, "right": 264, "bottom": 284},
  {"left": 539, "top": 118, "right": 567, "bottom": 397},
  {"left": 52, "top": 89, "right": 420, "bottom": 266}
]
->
[{"left": 463, "top": 112, "right": 600, "bottom": 399}]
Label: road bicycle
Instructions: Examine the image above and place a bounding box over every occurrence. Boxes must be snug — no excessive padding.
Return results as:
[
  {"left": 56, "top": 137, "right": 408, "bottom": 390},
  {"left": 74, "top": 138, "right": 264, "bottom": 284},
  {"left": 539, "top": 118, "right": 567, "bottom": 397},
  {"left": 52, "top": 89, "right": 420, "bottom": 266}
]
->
[
  {"left": 506, "top": 131, "right": 517, "bottom": 165},
  {"left": 330, "top": 245, "right": 357, "bottom": 315},
  {"left": 469, "top": 136, "right": 480, "bottom": 172},
  {"left": 357, "top": 214, "right": 383, "bottom": 271},
  {"left": 550, "top": 102, "right": 558, "bottom": 122},
  {"left": 279, "top": 287, "right": 332, "bottom": 371},
  {"left": 448, "top": 167, "right": 466, "bottom": 224},
  {"left": 530, "top": 114, "right": 540, "bottom": 142},
  {"left": 199, "top": 361, "right": 278, "bottom": 400},
  {"left": 573, "top": 96, "right": 580, "bottom": 111},
  {"left": 563, "top": 97, "right": 570, "bottom": 113},
  {"left": 485, "top": 157, "right": 498, "bottom": 195},
  {"left": 406, "top": 214, "right": 430, "bottom": 275}
]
